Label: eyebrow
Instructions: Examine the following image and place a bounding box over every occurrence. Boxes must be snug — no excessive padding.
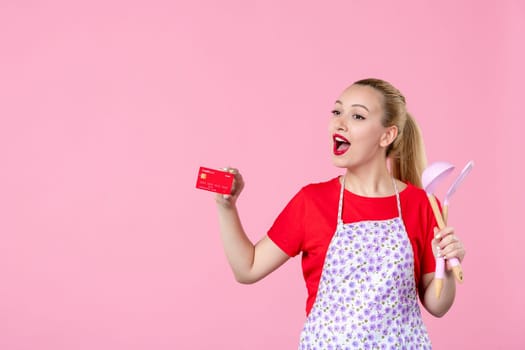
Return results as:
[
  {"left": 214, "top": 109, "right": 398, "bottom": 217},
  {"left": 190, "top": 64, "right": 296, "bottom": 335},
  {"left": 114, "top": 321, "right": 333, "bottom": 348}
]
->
[{"left": 335, "top": 100, "right": 369, "bottom": 112}]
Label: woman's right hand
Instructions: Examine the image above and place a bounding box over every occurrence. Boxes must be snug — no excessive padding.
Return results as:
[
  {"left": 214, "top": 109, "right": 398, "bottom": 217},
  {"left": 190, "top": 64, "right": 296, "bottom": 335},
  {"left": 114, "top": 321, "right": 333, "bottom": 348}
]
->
[
  {"left": 214, "top": 166, "right": 290, "bottom": 284},
  {"left": 215, "top": 167, "right": 244, "bottom": 209}
]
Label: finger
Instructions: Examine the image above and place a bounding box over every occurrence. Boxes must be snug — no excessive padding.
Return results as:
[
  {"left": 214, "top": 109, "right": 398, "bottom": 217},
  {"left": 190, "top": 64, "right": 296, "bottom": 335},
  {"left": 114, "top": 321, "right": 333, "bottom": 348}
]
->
[
  {"left": 224, "top": 167, "right": 238, "bottom": 174},
  {"left": 440, "top": 241, "right": 457, "bottom": 257},
  {"left": 231, "top": 174, "right": 244, "bottom": 195},
  {"left": 435, "top": 226, "right": 454, "bottom": 240},
  {"left": 215, "top": 193, "right": 231, "bottom": 207},
  {"left": 435, "top": 242, "right": 444, "bottom": 259},
  {"left": 221, "top": 167, "right": 242, "bottom": 195},
  {"left": 221, "top": 166, "right": 239, "bottom": 176},
  {"left": 441, "top": 241, "right": 465, "bottom": 260},
  {"left": 439, "top": 233, "right": 459, "bottom": 250},
  {"left": 431, "top": 228, "right": 441, "bottom": 256},
  {"left": 215, "top": 192, "right": 230, "bottom": 200},
  {"left": 444, "top": 248, "right": 465, "bottom": 262}
]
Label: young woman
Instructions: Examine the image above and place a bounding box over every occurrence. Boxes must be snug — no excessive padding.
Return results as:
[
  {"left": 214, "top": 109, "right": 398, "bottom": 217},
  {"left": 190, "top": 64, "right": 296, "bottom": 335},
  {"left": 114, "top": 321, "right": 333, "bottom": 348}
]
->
[{"left": 215, "top": 78, "right": 465, "bottom": 349}]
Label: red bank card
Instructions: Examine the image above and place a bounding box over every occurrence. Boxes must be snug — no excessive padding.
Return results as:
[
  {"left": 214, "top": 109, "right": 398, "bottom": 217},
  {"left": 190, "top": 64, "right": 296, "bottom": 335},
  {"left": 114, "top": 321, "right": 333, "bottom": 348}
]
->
[{"left": 195, "top": 167, "right": 234, "bottom": 194}]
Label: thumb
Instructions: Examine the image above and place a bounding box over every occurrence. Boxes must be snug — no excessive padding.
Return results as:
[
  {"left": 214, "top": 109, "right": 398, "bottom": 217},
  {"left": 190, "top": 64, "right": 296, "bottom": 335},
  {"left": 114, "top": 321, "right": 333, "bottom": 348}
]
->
[{"left": 433, "top": 226, "right": 442, "bottom": 240}]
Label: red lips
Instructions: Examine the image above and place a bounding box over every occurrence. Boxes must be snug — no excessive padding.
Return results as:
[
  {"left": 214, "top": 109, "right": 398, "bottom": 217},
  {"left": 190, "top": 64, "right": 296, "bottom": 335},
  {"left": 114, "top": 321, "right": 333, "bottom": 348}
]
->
[{"left": 333, "top": 134, "right": 351, "bottom": 155}]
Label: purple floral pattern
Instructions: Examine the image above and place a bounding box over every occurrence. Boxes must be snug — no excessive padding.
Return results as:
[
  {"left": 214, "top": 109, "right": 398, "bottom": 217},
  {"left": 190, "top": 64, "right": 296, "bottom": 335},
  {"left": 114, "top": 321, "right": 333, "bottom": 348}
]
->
[{"left": 299, "top": 217, "right": 432, "bottom": 349}]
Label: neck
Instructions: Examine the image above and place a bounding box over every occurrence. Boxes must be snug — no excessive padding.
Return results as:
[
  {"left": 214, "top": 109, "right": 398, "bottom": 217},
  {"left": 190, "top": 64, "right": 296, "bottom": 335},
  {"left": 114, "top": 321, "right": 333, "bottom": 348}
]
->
[{"left": 343, "top": 158, "right": 395, "bottom": 197}]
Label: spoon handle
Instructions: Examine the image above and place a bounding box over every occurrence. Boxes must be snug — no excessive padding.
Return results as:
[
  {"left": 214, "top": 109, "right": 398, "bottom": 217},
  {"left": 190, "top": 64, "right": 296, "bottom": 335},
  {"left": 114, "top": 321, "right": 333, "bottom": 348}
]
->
[
  {"left": 442, "top": 205, "right": 449, "bottom": 223},
  {"left": 427, "top": 194, "right": 445, "bottom": 228},
  {"left": 427, "top": 194, "right": 464, "bottom": 289},
  {"left": 427, "top": 194, "right": 446, "bottom": 298},
  {"left": 442, "top": 205, "right": 463, "bottom": 284}
]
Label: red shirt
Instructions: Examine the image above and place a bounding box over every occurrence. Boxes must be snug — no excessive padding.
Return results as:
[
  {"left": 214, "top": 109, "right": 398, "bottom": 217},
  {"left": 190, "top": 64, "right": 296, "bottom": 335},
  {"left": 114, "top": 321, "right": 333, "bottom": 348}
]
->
[{"left": 267, "top": 177, "right": 438, "bottom": 315}]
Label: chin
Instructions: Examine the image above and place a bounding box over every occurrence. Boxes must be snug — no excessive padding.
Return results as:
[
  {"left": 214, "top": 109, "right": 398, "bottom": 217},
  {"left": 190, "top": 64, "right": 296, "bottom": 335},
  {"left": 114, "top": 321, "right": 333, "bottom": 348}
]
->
[{"left": 331, "top": 157, "right": 351, "bottom": 169}]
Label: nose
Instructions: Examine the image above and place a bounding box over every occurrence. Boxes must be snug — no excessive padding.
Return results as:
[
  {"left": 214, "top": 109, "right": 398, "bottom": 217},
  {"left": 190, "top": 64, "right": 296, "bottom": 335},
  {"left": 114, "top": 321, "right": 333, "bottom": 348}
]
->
[{"left": 333, "top": 115, "right": 348, "bottom": 132}]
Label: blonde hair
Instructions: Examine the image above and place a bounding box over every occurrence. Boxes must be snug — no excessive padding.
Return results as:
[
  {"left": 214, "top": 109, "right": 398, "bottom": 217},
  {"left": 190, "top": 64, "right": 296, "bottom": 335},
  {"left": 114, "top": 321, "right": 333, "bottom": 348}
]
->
[{"left": 353, "top": 78, "right": 427, "bottom": 188}]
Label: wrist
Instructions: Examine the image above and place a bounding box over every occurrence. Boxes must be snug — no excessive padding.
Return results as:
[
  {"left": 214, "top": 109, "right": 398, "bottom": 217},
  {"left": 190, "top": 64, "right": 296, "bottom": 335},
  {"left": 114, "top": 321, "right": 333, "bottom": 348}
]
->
[{"left": 216, "top": 200, "right": 238, "bottom": 213}]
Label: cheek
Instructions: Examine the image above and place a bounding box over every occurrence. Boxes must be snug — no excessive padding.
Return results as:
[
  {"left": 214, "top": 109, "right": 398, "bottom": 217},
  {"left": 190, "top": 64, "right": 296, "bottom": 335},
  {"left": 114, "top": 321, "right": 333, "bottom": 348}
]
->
[
  {"left": 352, "top": 128, "right": 383, "bottom": 150},
  {"left": 355, "top": 124, "right": 382, "bottom": 139}
]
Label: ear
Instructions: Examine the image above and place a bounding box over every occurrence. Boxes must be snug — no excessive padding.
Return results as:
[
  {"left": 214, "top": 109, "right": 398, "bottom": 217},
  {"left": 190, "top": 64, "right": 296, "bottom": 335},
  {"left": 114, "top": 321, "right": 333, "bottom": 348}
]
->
[{"left": 380, "top": 125, "right": 398, "bottom": 148}]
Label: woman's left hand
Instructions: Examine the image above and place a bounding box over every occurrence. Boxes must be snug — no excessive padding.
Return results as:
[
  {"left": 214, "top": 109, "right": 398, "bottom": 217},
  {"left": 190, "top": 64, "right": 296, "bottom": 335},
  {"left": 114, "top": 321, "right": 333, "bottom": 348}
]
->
[{"left": 433, "top": 226, "right": 466, "bottom": 269}]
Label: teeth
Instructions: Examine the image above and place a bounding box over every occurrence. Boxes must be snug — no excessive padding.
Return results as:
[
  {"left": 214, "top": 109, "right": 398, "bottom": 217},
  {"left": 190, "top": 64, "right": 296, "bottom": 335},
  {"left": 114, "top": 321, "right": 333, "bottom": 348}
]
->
[{"left": 335, "top": 136, "right": 349, "bottom": 143}]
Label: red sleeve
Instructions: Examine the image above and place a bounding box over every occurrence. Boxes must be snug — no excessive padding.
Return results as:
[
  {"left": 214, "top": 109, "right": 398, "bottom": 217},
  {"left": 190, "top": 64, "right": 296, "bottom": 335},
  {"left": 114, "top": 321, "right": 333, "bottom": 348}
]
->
[{"left": 267, "top": 188, "right": 306, "bottom": 257}]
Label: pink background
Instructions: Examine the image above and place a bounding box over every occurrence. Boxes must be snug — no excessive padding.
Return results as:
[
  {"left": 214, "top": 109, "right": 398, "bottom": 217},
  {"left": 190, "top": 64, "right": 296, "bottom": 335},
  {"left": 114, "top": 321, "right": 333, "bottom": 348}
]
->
[{"left": 1, "top": 1, "right": 523, "bottom": 349}]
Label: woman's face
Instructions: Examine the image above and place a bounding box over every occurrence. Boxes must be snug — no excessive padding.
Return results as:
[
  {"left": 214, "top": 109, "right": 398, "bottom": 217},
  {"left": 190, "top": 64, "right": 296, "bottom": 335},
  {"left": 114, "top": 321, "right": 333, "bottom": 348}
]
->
[{"left": 329, "top": 84, "right": 396, "bottom": 169}]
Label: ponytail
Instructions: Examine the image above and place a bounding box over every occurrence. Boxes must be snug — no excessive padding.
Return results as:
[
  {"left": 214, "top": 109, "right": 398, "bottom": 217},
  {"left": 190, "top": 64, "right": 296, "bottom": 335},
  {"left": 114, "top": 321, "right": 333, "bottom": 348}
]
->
[
  {"left": 353, "top": 78, "right": 428, "bottom": 188},
  {"left": 388, "top": 112, "right": 427, "bottom": 188}
]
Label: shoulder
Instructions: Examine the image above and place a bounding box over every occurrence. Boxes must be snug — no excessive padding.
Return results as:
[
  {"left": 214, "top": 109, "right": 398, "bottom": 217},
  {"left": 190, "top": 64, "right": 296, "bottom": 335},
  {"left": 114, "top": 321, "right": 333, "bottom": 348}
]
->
[
  {"left": 300, "top": 177, "right": 340, "bottom": 197},
  {"left": 399, "top": 182, "right": 439, "bottom": 231},
  {"left": 399, "top": 181, "right": 438, "bottom": 215},
  {"left": 400, "top": 182, "right": 430, "bottom": 203},
  {"left": 279, "top": 177, "right": 340, "bottom": 210}
]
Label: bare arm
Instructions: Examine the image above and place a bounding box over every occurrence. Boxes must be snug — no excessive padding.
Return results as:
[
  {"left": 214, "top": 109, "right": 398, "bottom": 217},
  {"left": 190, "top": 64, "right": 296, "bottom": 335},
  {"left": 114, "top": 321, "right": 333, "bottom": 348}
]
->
[
  {"left": 419, "top": 271, "right": 455, "bottom": 317},
  {"left": 216, "top": 168, "right": 290, "bottom": 284},
  {"left": 419, "top": 226, "right": 465, "bottom": 317}
]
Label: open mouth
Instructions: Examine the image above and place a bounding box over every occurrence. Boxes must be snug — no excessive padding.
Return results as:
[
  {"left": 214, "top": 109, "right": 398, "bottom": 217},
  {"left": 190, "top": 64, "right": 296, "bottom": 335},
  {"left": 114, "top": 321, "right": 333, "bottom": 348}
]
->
[{"left": 333, "top": 134, "right": 351, "bottom": 155}]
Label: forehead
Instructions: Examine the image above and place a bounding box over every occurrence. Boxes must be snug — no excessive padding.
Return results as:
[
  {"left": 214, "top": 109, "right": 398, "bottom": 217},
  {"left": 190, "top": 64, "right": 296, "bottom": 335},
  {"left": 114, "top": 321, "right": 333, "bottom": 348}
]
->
[{"left": 336, "top": 84, "right": 383, "bottom": 113}]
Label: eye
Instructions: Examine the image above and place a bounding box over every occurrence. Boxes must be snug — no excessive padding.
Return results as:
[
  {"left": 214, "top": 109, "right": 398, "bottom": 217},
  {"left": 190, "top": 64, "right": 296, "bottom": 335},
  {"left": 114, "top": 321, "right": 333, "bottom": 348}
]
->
[
  {"left": 331, "top": 109, "right": 341, "bottom": 116},
  {"left": 352, "top": 114, "right": 365, "bottom": 120}
]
